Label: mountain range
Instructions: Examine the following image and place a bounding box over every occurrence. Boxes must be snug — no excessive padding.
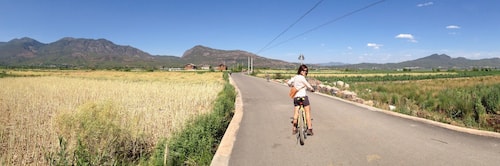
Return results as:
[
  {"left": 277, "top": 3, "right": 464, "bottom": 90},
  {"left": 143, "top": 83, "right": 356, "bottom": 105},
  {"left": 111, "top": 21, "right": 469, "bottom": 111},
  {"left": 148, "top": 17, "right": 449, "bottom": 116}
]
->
[
  {"left": 343, "top": 54, "right": 500, "bottom": 70},
  {"left": 1, "top": 37, "right": 499, "bottom": 69},
  {"left": 0, "top": 37, "right": 294, "bottom": 69}
]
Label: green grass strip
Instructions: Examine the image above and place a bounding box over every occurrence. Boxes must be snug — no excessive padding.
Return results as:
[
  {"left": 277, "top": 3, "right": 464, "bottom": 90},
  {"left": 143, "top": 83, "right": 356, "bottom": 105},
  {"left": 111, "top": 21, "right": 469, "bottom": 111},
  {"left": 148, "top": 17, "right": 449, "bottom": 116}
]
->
[{"left": 149, "top": 72, "right": 236, "bottom": 165}]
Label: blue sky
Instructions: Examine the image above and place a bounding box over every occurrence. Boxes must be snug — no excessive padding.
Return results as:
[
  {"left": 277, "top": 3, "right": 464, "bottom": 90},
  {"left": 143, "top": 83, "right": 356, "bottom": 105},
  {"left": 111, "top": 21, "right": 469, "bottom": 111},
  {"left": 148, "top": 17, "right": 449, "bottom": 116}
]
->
[{"left": 1, "top": 0, "right": 499, "bottom": 64}]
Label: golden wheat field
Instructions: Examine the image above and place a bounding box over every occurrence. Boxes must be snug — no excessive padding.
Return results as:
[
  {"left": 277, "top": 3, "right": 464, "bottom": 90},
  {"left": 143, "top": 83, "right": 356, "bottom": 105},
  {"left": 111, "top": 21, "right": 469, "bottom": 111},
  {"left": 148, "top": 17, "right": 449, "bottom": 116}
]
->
[{"left": 0, "top": 70, "right": 224, "bottom": 165}]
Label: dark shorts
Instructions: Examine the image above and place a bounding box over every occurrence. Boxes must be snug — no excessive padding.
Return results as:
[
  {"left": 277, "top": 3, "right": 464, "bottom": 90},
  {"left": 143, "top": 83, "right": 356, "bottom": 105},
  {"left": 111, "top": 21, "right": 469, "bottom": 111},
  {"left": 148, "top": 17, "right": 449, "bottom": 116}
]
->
[{"left": 293, "top": 96, "right": 310, "bottom": 107}]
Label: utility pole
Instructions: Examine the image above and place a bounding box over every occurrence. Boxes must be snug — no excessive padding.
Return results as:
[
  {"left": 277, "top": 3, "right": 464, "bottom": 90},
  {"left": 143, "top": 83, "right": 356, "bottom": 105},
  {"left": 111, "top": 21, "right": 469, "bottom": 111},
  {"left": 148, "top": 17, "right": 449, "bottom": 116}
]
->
[
  {"left": 298, "top": 54, "right": 305, "bottom": 65},
  {"left": 251, "top": 57, "right": 253, "bottom": 74},
  {"left": 247, "top": 56, "right": 254, "bottom": 74},
  {"left": 247, "top": 56, "right": 250, "bottom": 75}
]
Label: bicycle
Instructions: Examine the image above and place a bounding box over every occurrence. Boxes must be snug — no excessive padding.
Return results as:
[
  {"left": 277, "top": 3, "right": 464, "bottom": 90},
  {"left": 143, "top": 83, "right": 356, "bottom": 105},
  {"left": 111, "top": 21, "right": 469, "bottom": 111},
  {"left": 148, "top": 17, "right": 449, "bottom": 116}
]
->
[{"left": 294, "top": 97, "right": 308, "bottom": 145}]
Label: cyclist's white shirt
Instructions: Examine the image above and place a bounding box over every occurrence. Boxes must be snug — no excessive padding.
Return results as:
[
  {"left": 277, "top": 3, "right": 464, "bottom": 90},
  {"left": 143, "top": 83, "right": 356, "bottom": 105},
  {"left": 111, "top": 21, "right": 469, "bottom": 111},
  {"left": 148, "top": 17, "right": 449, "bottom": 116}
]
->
[{"left": 287, "top": 75, "right": 313, "bottom": 97}]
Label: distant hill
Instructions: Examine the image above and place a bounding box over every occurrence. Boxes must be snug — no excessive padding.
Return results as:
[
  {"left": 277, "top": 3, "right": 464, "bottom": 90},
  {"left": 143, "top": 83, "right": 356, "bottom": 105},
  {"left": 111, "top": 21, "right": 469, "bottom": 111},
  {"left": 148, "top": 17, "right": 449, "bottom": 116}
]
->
[
  {"left": 340, "top": 54, "right": 500, "bottom": 69},
  {"left": 0, "top": 37, "right": 181, "bottom": 68},
  {"left": 181, "top": 45, "right": 296, "bottom": 68},
  {"left": 1, "top": 37, "right": 498, "bottom": 70},
  {"left": 317, "top": 62, "right": 350, "bottom": 66}
]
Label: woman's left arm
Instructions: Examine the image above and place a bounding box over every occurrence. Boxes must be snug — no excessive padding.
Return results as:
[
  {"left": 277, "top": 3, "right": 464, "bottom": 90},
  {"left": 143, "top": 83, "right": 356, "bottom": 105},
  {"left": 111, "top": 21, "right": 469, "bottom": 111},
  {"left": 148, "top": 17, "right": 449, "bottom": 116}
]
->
[{"left": 287, "top": 76, "right": 295, "bottom": 87}]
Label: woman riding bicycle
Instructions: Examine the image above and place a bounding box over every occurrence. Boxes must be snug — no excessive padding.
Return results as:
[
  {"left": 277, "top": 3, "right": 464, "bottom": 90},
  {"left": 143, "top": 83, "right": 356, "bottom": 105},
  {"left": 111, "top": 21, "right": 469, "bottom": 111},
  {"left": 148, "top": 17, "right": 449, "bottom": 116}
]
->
[{"left": 287, "top": 64, "right": 314, "bottom": 136}]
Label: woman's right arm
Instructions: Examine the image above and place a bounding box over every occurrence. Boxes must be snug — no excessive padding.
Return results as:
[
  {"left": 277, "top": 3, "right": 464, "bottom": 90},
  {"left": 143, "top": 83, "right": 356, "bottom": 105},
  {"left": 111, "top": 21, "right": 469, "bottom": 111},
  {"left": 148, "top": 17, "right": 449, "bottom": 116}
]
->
[{"left": 302, "top": 77, "right": 314, "bottom": 91}]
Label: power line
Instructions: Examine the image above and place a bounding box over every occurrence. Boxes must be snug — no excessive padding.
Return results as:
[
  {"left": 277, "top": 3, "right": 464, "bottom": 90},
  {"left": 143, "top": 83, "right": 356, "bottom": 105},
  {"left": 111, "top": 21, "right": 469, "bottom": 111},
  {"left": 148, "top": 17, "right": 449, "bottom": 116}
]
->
[
  {"left": 256, "top": 0, "right": 324, "bottom": 54},
  {"left": 260, "top": 0, "right": 386, "bottom": 53}
]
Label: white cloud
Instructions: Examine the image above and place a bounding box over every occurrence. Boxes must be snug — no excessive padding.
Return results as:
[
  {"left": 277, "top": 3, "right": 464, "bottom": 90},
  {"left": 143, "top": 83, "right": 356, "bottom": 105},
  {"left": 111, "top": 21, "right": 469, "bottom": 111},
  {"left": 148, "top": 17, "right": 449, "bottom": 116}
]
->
[
  {"left": 446, "top": 25, "right": 461, "bottom": 29},
  {"left": 417, "top": 2, "right": 434, "bottom": 7},
  {"left": 367, "top": 43, "right": 383, "bottom": 49},
  {"left": 395, "top": 34, "right": 413, "bottom": 39},
  {"left": 347, "top": 46, "right": 352, "bottom": 50},
  {"left": 395, "top": 34, "right": 417, "bottom": 43}
]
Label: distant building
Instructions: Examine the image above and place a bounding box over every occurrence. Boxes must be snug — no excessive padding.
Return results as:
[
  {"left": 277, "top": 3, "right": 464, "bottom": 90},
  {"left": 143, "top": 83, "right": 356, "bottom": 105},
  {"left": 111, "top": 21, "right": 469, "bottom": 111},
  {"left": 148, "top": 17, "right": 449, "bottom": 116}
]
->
[
  {"left": 168, "top": 68, "right": 182, "bottom": 71},
  {"left": 200, "top": 65, "right": 211, "bottom": 70},
  {"left": 184, "top": 63, "right": 197, "bottom": 70},
  {"left": 216, "top": 64, "right": 227, "bottom": 71}
]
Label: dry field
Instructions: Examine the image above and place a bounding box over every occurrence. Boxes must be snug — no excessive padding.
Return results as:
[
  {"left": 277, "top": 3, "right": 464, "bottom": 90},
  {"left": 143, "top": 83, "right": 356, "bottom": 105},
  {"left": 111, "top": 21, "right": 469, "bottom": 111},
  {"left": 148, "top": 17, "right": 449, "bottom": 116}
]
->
[{"left": 0, "top": 70, "right": 224, "bottom": 165}]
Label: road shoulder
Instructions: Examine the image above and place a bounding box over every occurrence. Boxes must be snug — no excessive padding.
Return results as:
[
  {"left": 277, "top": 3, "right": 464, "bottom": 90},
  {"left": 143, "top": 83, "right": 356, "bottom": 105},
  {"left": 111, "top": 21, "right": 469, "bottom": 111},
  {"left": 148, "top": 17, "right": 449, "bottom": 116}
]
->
[{"left": 211, "top": 75, "right": 244, "bottom": 166}]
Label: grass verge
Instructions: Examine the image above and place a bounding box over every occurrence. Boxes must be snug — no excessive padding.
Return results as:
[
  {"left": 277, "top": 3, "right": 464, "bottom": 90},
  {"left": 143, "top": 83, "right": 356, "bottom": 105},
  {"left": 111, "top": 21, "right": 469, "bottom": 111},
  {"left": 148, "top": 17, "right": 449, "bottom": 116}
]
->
[{"left": 147, "top": 72, "right": 236, "bottom": 165}]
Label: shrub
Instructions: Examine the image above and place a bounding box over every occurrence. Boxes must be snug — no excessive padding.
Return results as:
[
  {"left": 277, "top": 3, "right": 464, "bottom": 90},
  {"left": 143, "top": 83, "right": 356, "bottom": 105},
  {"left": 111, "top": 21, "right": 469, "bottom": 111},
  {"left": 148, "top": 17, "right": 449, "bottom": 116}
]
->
[
  {"left": 474, "top": 98, "right": 488, "bottom": 127},
  {"left": 433, "top": 84, "right": 500, "bottom": 128},
  {"left": 482, "top": 86, "right": 500, "bottom": 114},
  {"left": 273, "top": 73, "right": 284, "bottom": 79},
  {"left": 390, "top": 94, "right": 400, "bottom": 105},
  {"left": 0, "top": 71, "right": 6, "bottom": 78}
]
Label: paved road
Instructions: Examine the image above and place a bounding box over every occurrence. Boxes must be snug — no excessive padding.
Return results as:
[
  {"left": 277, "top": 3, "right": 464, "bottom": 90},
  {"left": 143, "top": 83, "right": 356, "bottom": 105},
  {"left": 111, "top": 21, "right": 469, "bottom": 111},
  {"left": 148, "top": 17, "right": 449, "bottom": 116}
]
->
[{"left": 217, "top": 73, "right": 500, "bottom": 166}]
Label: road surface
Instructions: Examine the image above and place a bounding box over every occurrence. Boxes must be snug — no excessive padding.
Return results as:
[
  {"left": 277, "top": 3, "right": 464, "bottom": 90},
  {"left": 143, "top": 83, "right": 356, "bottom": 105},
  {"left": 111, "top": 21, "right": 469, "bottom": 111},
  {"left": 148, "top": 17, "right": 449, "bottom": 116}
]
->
[{"left": 213, "top": 73, "right": 500, "bottom": 166}]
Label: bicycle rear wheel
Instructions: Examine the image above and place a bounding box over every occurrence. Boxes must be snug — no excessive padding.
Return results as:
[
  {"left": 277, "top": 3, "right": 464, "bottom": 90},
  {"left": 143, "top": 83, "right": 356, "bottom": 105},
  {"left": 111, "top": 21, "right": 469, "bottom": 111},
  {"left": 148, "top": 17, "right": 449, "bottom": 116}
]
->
[{"left": 298, "top": 108, "right": 305, "bottom": 145}]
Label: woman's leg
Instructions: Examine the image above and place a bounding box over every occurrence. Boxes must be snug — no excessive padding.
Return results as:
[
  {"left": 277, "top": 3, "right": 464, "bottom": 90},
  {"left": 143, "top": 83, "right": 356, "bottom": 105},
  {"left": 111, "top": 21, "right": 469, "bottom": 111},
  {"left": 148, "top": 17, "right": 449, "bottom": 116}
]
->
[
  {"left": 292, "top": 106, "right": 300, "bottom": 124},
  {"left": 292, "top": 106, "right": 300, "bottom": 133},
  {"left": 304, "top": 105, "right": 312, "bottom": 129}
]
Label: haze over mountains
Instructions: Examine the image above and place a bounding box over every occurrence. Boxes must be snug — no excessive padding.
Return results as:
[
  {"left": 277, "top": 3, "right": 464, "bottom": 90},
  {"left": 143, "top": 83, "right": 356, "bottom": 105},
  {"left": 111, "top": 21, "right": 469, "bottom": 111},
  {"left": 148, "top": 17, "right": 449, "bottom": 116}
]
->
[{"left": 1, "top": 37, "right": 499, "bottom": 69}]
